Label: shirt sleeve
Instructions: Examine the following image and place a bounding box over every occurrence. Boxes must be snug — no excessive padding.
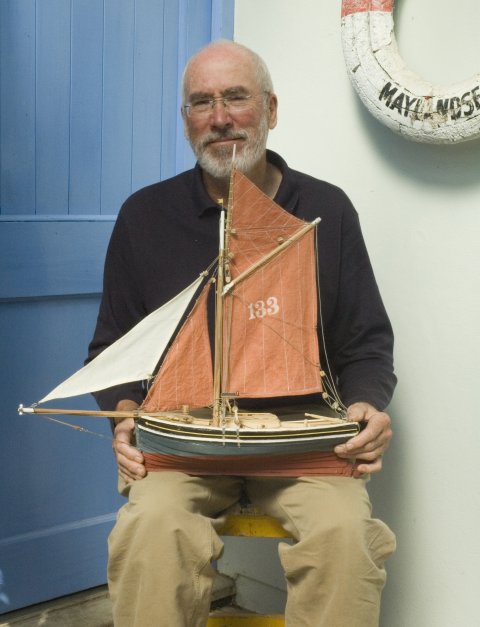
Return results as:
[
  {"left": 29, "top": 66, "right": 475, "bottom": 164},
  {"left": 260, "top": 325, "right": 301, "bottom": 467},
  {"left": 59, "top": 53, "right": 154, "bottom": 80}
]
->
[
  {"left": 86, "top": 207, "right": 147, "bottom": 411},
  {"left": 325, "top": 201, "right": 396, "bottom": 411}
]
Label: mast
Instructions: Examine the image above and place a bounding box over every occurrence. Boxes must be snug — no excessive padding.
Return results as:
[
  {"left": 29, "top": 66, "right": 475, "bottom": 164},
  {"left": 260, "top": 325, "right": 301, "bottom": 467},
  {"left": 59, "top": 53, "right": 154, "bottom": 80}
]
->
[
  {"left": 212, "top": 168, "right": 235, "bottom": 426},
  {"left": 212, "top": 206, "right": 224, "bottom": 425}
]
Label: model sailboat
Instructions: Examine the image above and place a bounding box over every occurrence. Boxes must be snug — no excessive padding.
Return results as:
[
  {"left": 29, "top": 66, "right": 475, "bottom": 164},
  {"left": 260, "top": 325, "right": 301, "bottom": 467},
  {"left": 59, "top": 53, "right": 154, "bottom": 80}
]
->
[{"left": 19, "top": 169, "right": 360, "bottom": 462}]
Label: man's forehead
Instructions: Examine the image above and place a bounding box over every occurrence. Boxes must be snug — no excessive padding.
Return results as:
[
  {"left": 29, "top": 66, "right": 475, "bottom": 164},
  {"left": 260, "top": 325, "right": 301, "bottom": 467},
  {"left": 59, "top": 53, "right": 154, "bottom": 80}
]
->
[{"left": 184, "top": 48, "right": 257, "bottom": 95}]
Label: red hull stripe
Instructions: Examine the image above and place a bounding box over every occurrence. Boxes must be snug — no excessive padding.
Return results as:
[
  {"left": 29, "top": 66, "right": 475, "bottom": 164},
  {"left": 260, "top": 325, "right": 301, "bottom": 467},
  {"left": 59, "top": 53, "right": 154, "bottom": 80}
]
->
[
  {"left": 143, "top": 451, "right": 355, "bottom": 477},
  {"left": 341, "top": 0, "right": 394, "bottom": 17}
]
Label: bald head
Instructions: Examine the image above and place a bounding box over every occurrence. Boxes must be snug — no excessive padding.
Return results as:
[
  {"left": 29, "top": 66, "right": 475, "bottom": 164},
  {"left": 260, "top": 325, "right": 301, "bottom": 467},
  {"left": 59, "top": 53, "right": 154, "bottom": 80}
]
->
[{"left": 182, "top": 40, "right": 274, "bottom": 105}]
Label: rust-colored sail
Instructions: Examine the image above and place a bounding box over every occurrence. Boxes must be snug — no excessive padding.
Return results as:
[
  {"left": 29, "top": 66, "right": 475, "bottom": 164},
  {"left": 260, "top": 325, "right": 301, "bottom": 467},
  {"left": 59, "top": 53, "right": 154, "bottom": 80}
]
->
[
  {"left": 223, "top": 171, "right": 323, "bottom": 398},
  {"left": 226, "top": 171, "right": 308, "bottom": 275},
  {"left": 142, "top": 283, "right": 213, "bottom": 411},
  {"left": 143, "top": 171, "right": 323, "bottom": 410}
]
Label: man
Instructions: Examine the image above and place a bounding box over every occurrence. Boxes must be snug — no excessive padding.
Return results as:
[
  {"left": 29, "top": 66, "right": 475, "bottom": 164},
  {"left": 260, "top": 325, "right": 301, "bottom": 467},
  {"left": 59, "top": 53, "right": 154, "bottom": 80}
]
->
[{"left": 88, "top": 40, "right": 396, "bottom": 626}]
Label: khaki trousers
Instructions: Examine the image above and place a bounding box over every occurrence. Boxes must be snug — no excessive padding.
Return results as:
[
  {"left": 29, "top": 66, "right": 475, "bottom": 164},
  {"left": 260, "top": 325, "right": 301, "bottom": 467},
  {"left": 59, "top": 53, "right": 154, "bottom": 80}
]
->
[{"left": 108, "top": 472, "right": 395, "bottom": 627}]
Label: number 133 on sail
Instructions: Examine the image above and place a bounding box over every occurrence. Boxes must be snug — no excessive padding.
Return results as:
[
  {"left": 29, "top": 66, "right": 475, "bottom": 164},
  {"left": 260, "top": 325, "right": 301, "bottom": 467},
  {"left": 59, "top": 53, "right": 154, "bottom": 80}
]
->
[{"left": 247, "top": 297, "right": 279, "bottom": 320}]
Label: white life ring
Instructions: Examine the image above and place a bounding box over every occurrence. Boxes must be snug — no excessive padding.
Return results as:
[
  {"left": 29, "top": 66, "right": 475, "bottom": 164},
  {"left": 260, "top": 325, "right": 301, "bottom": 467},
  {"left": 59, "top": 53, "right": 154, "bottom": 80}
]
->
[{"left": 341, "top": 0, "right": 480, "bottom": 143}]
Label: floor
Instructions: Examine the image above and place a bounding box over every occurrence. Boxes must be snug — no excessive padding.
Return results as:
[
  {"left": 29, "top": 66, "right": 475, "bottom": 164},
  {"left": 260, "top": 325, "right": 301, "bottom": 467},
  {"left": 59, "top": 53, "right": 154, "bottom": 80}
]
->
[
  {"left": 0, "top": 575, "right": 237, "bottom": 626},
  {"left": 0, "top": 586, "right": 114, "bottom": 627}
]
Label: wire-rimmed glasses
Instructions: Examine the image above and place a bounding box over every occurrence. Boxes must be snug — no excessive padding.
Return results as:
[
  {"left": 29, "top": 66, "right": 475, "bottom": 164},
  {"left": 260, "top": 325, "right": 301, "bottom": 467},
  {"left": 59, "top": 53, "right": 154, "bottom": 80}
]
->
[{"left": 183, "top": 93, "right": 256, "bottom": 118}]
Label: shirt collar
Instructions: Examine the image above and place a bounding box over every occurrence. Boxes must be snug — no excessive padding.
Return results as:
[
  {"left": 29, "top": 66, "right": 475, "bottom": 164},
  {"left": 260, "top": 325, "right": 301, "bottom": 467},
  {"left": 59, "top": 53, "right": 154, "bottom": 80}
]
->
[
  {"left": 195, "top": 149, "right": 300, "bottom": 217},
  {"left": 268, "top": 150, "right": 299, "bottom": 214}
]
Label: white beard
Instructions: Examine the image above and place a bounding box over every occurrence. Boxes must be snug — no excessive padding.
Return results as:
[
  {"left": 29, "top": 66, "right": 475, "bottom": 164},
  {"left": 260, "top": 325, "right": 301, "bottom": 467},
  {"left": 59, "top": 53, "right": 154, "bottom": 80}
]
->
[{"left": 188, "top": 113, "right": 270, "bottom": 179}]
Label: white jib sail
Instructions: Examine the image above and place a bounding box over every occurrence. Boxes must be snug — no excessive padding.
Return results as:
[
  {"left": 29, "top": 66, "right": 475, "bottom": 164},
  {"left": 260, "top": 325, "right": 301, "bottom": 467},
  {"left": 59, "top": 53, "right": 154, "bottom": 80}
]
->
[{"left": 39, "top": 276, "right": 204, "bottom": 404}]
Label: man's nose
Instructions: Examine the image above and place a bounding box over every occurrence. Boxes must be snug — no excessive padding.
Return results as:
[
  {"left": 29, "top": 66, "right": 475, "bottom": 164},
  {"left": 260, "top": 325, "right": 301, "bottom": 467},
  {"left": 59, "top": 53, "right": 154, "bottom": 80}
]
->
[{"left": 210, "top": 100, "right": 233, "bottom": 127}]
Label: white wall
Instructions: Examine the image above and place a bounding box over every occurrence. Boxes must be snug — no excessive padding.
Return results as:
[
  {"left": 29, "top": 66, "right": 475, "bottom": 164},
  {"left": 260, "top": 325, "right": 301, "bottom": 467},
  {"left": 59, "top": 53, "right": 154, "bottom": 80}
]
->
[{"left": 234, "top": 1, "right": 480, "bottom": 625}]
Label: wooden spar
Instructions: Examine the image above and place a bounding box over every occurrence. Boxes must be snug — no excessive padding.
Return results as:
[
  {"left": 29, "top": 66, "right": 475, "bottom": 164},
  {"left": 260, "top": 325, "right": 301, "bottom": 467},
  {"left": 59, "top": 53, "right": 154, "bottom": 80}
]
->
[
  {"left": 18, "top": 405, "right": 141, "bottom": 419},
  {"left": 212, "top": 202, "right": 226, "bottom": 427},
  {"left": 220, "top": 171, "right": 235, "bottom": 412},
  {"left": 212, "top": 168, "right": 235, "bottom": 427},
  {"left": 223, "top": 218, "right": 321, "bottom": 295}
]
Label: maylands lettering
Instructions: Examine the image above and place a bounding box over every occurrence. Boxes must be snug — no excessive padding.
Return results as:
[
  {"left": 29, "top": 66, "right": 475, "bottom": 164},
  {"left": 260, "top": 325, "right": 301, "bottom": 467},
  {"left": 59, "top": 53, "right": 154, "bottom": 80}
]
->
[{"left": 379, "top": 82, "right": 480, "bottom": 121}]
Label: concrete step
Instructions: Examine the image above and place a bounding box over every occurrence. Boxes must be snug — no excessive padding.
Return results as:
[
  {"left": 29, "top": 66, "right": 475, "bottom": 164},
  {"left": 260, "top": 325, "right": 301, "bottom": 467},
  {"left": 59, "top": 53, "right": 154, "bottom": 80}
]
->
[
  {"left": 0, "top": 586, "right": 113, "bottom": 627},
  {"left": 0, "top": 574, "right": 236, "bottom": 626}
]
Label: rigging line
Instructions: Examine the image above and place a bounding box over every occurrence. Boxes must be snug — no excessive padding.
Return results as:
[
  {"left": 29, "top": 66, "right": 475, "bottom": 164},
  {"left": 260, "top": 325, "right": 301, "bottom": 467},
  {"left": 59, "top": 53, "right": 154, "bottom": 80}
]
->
[
  {"left": 205, "top": 257, "right": 219, "bottom": 276},
  {"left": 222, "top": 294, "right": 235, "bottom": 390},
  {"left": 223, "top": 171, "right": 235, "bottom": 255},
  {"left": 34, "top": 413, "right": 112, "bottom": 440},
  {"left": 314, "top": 227, "right": 347, "bottom": 413}
]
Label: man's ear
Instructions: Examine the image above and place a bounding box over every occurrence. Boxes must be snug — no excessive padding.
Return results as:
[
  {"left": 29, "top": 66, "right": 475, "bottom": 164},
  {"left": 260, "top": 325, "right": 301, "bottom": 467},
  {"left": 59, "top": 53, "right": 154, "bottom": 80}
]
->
[{"left": 268, "top": 93, "right": 278, "bottom": 130}]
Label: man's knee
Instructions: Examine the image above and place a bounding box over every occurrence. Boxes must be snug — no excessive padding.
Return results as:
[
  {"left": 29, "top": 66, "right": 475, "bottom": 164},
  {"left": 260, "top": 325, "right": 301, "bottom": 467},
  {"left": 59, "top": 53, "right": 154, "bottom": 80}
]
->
[
  {"left": 279, "top": 514, "right": 395, "bottom": 582},
  {"left": 312, "top": 513, "right": 395, "bottom": 562}
]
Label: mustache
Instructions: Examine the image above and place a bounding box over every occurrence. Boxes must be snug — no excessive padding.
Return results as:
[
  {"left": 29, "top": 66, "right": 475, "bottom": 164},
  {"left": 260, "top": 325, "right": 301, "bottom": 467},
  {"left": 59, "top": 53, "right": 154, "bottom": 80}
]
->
[{"left": 199, "top": 130, "right": 248, "bottom": 149}]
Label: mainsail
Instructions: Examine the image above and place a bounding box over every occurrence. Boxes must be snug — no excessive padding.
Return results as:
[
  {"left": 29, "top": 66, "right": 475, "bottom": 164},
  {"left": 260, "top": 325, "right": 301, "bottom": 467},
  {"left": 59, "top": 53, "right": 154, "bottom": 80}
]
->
[
  {"left": 223, "top": 171, "right": 323, "bottom": 398},
  {"left": 223, "top": 235, "right": 321, "bottom": 398},
  {"left": 38, "top": 276, "right": 204, "bottom": 403}
]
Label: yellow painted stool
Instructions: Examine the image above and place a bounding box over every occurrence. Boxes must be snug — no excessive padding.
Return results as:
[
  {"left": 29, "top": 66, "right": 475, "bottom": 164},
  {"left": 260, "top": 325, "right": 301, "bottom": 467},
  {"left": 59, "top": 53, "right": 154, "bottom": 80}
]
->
[{"left": 207, "top": 510, "right": 292, "bottom": 627}]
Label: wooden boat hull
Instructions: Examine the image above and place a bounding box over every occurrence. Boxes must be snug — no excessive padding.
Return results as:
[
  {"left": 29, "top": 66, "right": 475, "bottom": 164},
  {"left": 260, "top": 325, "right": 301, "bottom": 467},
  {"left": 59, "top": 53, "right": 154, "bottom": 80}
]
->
[{"left": 135, "top": 413, "right": 360, "bottom": 457}]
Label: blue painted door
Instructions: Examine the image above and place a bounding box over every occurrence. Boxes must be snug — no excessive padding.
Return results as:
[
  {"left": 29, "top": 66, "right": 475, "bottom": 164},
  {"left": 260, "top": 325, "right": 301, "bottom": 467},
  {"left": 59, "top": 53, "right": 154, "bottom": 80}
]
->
[{"left": 0, "top": 0, "right": 233, "bottom": 613}]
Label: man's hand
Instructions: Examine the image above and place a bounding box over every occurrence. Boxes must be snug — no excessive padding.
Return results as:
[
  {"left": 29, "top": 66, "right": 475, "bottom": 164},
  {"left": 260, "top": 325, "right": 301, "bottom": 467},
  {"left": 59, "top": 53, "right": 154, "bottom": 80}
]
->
[
  {"left": 334, "top": 401, "right": 392, "bottom": 476},
  {"left": 112, "top": 400, "right": 146, "bottom": 482}
]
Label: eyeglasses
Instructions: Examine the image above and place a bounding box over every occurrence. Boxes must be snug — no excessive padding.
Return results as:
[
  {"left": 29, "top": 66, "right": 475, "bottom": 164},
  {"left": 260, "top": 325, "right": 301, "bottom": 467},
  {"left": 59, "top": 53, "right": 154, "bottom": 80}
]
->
[{"left": 183, "top": 94, "right": 255, "bottom": 118}]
